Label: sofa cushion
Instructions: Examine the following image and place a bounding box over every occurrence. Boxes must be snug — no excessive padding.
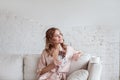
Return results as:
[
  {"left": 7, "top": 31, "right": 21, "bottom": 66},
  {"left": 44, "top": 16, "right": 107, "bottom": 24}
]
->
[
  {"left": 0, "top": 54, "right": 23, "bottom": 80},
  {"left": 67, "top": 69, "right": 89, "bottom": 80},
  {"left": 24, "top": 54, "right": 40, "bottom": 80},
  {"left": 68, "top": 53, "right": 90, "bottom": 75}
]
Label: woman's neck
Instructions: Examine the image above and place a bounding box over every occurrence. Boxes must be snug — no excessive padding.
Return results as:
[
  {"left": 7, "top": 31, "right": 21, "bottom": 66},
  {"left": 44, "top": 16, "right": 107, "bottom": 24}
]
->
[
  {"left": 54, "top": 44, "right": 63, "bottom": 51},
  {"left": 54, "top": 44, "right": 60, "bottom": 49}
]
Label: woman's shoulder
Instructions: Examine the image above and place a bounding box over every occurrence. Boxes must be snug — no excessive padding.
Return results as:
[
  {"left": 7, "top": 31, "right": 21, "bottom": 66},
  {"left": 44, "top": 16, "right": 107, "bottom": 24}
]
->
[
  {"left": 41, "top": 49, "right": 46, "bottom": 53},
  {"left": 40, "top": 49, "right": 48, "bottom": 56}
]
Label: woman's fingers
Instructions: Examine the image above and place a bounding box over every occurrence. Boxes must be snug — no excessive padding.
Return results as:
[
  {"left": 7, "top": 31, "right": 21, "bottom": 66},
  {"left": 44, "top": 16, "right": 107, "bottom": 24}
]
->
[
  {"left": 54, "top": 60, "right": 62, "bottom": 66},
  {"left": 72, "top": 52, "right": 82, "bottom": 61}
]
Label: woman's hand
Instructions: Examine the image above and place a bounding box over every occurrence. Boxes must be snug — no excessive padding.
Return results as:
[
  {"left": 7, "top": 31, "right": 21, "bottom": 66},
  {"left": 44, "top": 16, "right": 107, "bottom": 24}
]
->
[
  {"left": 36, "top": 70, "right": 41, "bottom": 77},
  {"left": 72, "top": 51, "right": 83, "bottom": 61}
]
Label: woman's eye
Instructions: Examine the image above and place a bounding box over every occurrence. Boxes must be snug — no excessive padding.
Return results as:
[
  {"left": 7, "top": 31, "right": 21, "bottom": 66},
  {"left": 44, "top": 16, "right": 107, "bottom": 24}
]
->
[
  {"left": 59, "top": 33, "right": 62, "bottom": 35},
  {"left": 54, "top": 35, "right": 58, "bottom": 37},
  {"left": 54, "top": 33, "right": 62, "bottom": 37}
]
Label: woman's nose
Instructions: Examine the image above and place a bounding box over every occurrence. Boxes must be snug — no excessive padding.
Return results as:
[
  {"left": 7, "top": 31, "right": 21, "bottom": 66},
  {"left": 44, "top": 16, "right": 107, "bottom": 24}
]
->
[{"left": 59, "top": 35, "right": 62, "bottom": 38}]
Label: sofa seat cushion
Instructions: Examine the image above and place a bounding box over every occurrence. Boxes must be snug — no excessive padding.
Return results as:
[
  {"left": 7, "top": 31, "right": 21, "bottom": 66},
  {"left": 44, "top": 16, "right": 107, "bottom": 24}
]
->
[
  {"left": 67, "top": 69, "right": 89, "bottom": 80},
  {"left": 0, "top": 54, "right": 23, "bottom": 80}
]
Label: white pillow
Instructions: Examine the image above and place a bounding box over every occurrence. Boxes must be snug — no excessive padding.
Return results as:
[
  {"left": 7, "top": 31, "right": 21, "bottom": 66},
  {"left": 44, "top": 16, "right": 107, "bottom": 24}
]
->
[
  {"left": 67, "top": 69, "right": 89, "bottom": 80},
  {"left": 68, "top": 54, "right": 90, "bottom": 75},
  {"left": 0, "top": 54, "right": 23, "bottom": 80}
]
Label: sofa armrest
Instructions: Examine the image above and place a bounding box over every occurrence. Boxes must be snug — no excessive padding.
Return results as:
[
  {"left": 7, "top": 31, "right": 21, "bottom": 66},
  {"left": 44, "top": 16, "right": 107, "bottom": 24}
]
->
[{"left": 87, "top": 56, "right": 102, "bottom": 80}]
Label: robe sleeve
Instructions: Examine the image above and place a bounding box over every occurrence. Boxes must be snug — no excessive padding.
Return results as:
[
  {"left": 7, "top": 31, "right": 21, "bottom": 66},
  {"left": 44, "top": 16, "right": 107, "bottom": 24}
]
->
[{"left": 36, "top": 50, "right": 47, "bottom": 75}]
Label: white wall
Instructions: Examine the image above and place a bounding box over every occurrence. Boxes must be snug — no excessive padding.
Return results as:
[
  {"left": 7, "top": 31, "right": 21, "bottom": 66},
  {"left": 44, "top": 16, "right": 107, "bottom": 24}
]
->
[
  {"left": 0, "top": 0, "right": 119, "bottom": 80},
  {"left": 0, "top": 0, "right": 120, "bottom": 26}
]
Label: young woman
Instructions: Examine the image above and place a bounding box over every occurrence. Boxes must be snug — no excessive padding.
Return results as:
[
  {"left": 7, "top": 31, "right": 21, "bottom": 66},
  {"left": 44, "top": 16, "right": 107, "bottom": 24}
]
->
[{"left": 36, "top": 27, "right": 83, "bottom": 80}]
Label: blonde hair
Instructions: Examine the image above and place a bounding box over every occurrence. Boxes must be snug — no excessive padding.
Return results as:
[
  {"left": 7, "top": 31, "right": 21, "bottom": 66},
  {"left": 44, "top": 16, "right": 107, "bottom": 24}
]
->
[{"left": 45, "top": 27, "right": 67, "bottom": 57}]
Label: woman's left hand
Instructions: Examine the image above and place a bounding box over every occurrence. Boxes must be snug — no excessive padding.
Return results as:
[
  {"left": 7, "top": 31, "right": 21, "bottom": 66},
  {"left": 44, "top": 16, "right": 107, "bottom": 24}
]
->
[{"left": 72, "top": 51, "right": 83, "bottom": 61}]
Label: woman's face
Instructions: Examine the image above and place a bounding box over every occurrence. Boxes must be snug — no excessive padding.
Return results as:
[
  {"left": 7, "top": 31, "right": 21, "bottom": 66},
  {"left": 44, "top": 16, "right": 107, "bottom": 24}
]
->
[{"left": 52, "top": 30, "right": 63, "bottom": 44}]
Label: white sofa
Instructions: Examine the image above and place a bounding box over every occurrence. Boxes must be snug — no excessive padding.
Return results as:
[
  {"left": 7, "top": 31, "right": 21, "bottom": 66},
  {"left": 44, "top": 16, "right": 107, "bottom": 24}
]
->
[{"left": 0, "top": 53, "right": 102, "bottom": 80}]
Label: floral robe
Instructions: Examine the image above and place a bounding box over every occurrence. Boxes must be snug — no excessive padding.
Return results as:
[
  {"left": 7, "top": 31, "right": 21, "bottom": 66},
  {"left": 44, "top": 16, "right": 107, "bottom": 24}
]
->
[{"left": 36, "top": 46, "right": 78, "bottom": 80}]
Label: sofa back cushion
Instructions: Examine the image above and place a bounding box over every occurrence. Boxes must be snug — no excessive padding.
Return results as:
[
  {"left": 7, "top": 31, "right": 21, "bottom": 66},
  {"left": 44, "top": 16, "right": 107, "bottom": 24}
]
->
[
  {"left": 67, "top": 53, "right": 91, "bottom": 75},
  {"left": 24, "top": 54, "right": 40, "bottom": 80},
  {"left": 0, "top": 54, "right": 23, "bottom": 80}
]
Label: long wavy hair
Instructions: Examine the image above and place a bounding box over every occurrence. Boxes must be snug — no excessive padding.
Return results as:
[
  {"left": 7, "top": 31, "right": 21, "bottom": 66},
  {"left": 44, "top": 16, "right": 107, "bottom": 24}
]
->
[{"left": 45, "top": 27, "right": 67, "bottom": 57}]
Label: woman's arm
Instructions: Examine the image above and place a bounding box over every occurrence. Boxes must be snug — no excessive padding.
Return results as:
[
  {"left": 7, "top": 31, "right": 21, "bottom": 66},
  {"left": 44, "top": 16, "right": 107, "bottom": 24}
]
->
[
  {"left": 37, "top": 62, "right": 56, "bottom": 75},
  {"left": 40, "top": 62, "right": 56, "bottom": 75},
  {"left": 37, "top": 49, "right": 62, "bottom": 76}
]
